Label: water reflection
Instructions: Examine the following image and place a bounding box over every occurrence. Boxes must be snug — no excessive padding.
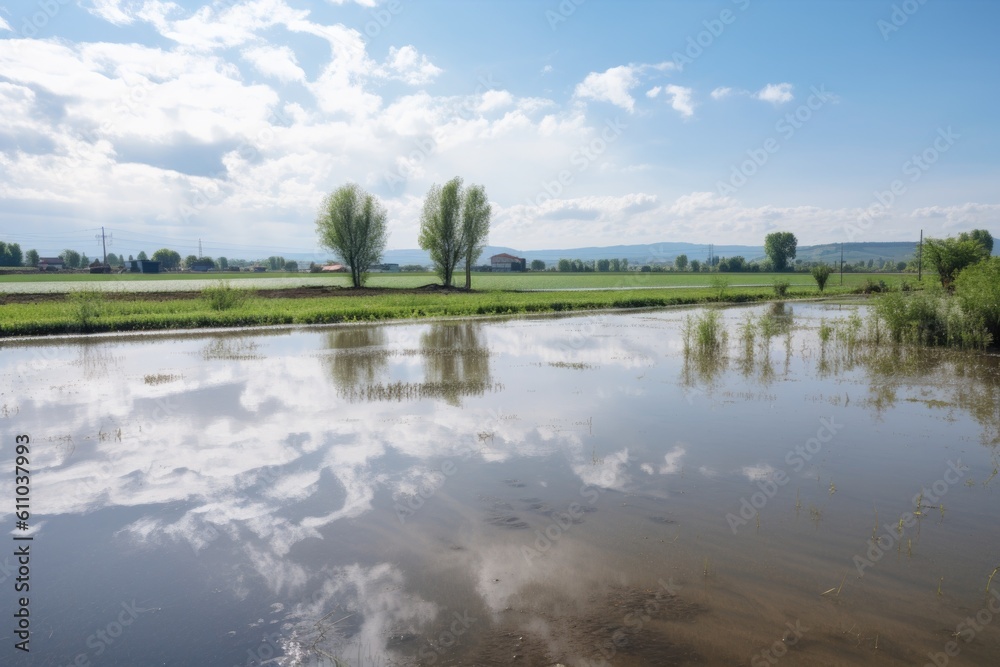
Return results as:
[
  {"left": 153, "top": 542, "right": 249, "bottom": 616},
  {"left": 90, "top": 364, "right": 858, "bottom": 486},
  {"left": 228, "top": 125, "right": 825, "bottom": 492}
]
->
[
  {"left": 323, "top": 327, "right": 389, "bottom": 392},
  {"left": 4, "top": 305, "right": 1000, "bottom": 666},
  {"left": 326, "top": 322, "right": 496, "bottom": 405},
  {"left": 419, "top": 322, "right": 493, "bottom": 406}
]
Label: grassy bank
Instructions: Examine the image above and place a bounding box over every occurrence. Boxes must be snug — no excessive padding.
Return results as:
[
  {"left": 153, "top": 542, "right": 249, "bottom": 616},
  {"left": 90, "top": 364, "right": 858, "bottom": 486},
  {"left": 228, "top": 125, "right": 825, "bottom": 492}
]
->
[{"left": 0, "top": 283, "right": 840, "bottom": 337}]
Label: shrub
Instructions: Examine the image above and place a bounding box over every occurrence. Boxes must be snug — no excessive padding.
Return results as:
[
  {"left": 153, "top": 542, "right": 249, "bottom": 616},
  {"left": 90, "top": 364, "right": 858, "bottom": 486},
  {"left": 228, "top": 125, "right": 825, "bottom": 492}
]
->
[
  {"left": 857, "top": 278, "right": 888, "bottom": 295},
  {"left": 772, "top": 280, "right": 790, "bottom": 297},
  {"left": 202, "top": 282, "right": 254, "bottom": 311},
  {"left": 954, "top": 257, "right": 1000, "bottom": 344},
  {"left": 68, "top": 290, "right": 103, "bottom": 329},
  {"left": 811, "top": 265, "right": 832, "bottom": 292}
]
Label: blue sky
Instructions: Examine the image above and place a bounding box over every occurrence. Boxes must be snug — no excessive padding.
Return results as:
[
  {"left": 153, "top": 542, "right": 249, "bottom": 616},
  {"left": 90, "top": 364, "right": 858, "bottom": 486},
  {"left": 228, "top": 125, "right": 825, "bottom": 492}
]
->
[{"left": 0, "top": 0, "right": 998, "bottom": 259}]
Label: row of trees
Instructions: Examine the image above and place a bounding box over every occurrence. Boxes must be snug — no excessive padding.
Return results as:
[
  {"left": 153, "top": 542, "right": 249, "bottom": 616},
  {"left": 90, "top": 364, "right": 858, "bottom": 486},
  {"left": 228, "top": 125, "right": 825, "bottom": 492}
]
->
[
  {"left": 3, "top": 245, "right": 298, "bottom": 272},
  {"left": 317, "top": 178, "right": 492, "bottom": 288}
]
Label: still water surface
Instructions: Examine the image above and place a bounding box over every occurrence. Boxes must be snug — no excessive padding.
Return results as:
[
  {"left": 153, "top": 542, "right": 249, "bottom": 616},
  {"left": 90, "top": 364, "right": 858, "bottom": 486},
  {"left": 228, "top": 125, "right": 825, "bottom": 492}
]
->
[{"left": 1, "top": 303, "right": 998, "bottom": 666}]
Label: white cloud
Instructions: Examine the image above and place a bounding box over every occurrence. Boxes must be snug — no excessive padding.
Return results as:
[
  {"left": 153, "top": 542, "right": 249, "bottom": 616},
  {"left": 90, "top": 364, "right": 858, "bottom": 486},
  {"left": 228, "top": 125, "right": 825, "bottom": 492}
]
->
[
  {"left": 711, "top": 86, "right": 733, "bottom": 100},
  {"left": 86, "top": 0, "right": 139, "bottom": 25},
  {"left": 663, "top": 84, "right": 694, "bottom": 118},
  {"left": 659, "top": 446, "right": 686, "bottom": 474},
  {"left": 241, "top": 44, "right": 306, "bottom": 82},
  {"left": 0, "top": 15, "right": 12, "bottom": 32},
  {"left": 645, "top": 86, "right": 661, "bottom": 98},
  {"left": 911, "top": 203, "right": 1000, "bottom": 229},
  {"left": 478, "top": 89, "right": 514, "bottom": 113},
  {"left": 541, "top": 64, "right": 553, "bottom": 75},
  {"left": 755, "top": 82, "right": 794, "bottom": 105},
  {"left": 574, "top": 65, "right": 639, "bottom": 112},
  {"left": 375, "top": 45, "right": 442, "bottom": 85}
]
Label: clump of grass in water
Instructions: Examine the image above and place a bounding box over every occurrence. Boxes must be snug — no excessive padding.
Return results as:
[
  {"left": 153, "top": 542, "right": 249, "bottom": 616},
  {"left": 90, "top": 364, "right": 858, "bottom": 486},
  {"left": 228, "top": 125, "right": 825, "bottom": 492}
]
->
[
  {"left": 202, "top": 281, "right": 256, "bottom": 311},
  {"left": 872, "top": 290, "right": 991, "bottom": 350},
  {"left": 772, "top": 279, "right": 790, "bottom": 297},
  {"left": 683, "top": 310, "right": 728, "bottom": 356}
]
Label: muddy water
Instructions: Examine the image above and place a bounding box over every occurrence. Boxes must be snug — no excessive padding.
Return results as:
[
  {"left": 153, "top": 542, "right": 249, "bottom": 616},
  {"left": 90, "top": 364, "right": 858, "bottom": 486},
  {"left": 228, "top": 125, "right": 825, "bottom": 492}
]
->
[{"left": 1, "top": 304, "right": 998, "bottom": 666}]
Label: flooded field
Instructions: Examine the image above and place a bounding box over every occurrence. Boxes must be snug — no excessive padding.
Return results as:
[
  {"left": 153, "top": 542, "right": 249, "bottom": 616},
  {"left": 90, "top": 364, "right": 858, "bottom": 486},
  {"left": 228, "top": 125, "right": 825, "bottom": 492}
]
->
[{"left": 1, "top": 303, "right": 999, "bottom": 666}]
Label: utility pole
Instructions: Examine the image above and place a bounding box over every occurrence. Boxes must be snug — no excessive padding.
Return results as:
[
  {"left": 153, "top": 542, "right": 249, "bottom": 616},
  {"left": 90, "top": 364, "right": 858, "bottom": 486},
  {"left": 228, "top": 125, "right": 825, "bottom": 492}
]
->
[
  {"left": 840, "top": 242, "right": 844, "bottom": 286},
  {"left": 917, "top": 229, "right": 923, "bottom": 282},
  {"left": 95, "top": 227, "right": 111, "bottom": 265}
]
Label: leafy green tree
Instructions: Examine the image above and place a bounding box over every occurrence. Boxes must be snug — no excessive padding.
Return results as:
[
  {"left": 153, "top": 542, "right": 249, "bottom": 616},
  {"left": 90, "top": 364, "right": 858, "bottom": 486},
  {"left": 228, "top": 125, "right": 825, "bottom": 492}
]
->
[
  {"left": 621, "top": 258, "right": 629, "bottom": 271},
  {"left": 419, "top": 179, "right": 463, "bottom": 287},
  {"left": 152, "top": 248, "right": 182, "bottom": 270},
  {"left": 284, "top": 260, "right": 298, "bottom": 272},
  {"left": 557, "top": 259, "right": 571, "bottom": 272},
  {"left": 923, "top": 236, "right": 989, "bottom": 290},
  {"left": 316, "top": 183, "right": 389, "bottom": 288},
  {"left": 764, "top": 232, "right": 798, "bottom": 271},
  {"left": 137, "top": 251, "right": 148, "bottom": 261},
  {"left": 218, "top": 256, "right": 228, "bottom": 270},
  {"left": 24, "top": 249, "right": 39, "bottom": 267},
  {"left": 530, "top": 259, "right": 545, "bottom": 271},
  {"left": 955, "top": 257, "right": 1000, "bottom": 343},
  {"left": 417, "top": 177, "right": 492, "bottom": 289},
  {"left": 60, "top": 249, "right": 81, "bottom": 268},
  {"left": 459, "top": 184, "right": 492, "bottom": 289},
  {"left": 106, "top": 253, "right": 120, "bottom": 266},
  {"left": 811, "top": 265, "right": 833, "bottom": 292},
  {"left": 674, "top": 254, "right": 688, "bottom": 271},
  {"left": 597, "top": 259, "right": 610, "bottom": 272},
  {"left": 959, "top": 229, "right": 994, "bottom": 255},
  {"left": 184, "top": 254, "right": 199, "bottom": 269},
  {"left": 80, "top": 253, "right": 90, "bottom": 267},
  {"left": 689, "top": 259, "right": 701, "bottom": 272},
  {"left": 0, "top": 242, "right": 23, "bottom": 267}
]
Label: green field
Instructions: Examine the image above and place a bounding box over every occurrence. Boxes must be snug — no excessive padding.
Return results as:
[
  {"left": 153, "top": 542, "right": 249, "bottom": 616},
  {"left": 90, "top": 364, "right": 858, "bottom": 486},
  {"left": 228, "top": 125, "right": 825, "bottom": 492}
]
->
[
  {"left": 0, "top": 283, "right": 848, "bottom": 337},
  {"left": 0, "top": 271, "right": 920, "bottom": 293}
]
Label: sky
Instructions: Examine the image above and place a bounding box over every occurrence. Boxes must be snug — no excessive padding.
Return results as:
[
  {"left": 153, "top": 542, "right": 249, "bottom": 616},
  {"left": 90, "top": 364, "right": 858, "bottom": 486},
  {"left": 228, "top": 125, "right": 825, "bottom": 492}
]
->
[{"left": 0, "top": 0, "right": 998, "bottom": 260}]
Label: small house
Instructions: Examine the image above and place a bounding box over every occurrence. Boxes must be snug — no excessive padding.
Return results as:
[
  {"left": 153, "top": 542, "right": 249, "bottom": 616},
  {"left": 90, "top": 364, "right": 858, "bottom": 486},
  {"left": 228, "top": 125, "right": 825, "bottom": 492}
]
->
[
  {"left": 189, "top": 259, "right": 215, "bottom": 272},
  {"left": 127, "top": 259, "right": 161, "bottom": 274},
  {"left": 490, "top": 253, "right": 526, "bottom": 272},
  {"left": 38, "top": 257, "right": 65, "bottom": 271},
  {"left": 322, "top": 264, "right": 348, "bottom": 272}
]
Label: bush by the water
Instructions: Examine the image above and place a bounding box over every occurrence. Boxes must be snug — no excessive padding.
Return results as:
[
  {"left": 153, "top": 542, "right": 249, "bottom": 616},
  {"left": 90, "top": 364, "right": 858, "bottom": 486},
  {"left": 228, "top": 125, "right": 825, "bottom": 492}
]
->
[{"left": 202, "top": 282, "right": 255, "bottom": 311}]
